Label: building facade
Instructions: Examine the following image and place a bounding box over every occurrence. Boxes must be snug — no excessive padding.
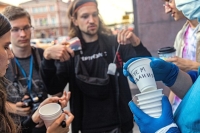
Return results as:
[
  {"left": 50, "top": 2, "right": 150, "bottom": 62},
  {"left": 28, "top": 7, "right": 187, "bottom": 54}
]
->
[{"left": 20, "top": 0, "right": 70, "bottom": 38}]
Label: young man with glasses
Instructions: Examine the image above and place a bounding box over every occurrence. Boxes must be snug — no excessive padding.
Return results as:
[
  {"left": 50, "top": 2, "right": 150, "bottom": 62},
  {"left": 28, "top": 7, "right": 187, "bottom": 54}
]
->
[{"left": 2, "top": 6, "right": 49, "bottom": 133}]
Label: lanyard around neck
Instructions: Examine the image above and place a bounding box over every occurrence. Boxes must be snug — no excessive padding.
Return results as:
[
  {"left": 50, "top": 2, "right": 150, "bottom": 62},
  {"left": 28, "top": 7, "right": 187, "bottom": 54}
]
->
[{"left": 14, "top": 55, "right": 33, "bottom": 92}]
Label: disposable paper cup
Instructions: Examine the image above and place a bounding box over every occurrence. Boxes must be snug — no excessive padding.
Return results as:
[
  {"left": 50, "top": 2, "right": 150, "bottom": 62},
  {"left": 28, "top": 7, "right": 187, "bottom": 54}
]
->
[
  {"left": 148, "top": 111, "right": 162, "bottom": 116},
  {"left": 143, "top": 109, "right": 162, "bottom": 114},
  {"left": 144, "top": 109, "right": 162, "bottom": 118},
  {"left": 138, "top": 100, "right": 161, "bottom": 108},
  {"left": 135, "top": 89, "right": 163, "bottom": 101},
  {"left": 158, "top": 47, "right": 176, "bottom": 60},
  {"left": 137, "top": 94, "right": 164, "bottom": 104},
  {"left": 149, "top": 113, "right": 161, "bottom": 118},
  {"left": 39, "top": 103, "right": 62, "bottom": 128},
  {"left": 127, "top": 58, "right": 157, "bottom": 92},
  {"left": 140, "top": 103, "right": 162, "bottom": 113}
]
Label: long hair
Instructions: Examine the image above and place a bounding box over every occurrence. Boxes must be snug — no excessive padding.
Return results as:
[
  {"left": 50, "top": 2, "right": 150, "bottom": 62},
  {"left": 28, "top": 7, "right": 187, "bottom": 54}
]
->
[
  {"left": 67, "top": 0, "right": 112, "bottom": 39},
  {"left": 0, "top": 14, "right": 17, "bottom": 133},
  {"left": 0, "top": 78, "right": 17, "bottom": 133}
]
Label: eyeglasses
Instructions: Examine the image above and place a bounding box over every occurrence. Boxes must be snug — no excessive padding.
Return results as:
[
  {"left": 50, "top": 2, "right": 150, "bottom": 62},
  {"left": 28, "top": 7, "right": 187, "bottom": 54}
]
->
[
  {"left": 11, "top": 26, "right": 34, "bottom": 34},
  {"left": 163, "top": 0, "right": 173, "bottom": 6}
]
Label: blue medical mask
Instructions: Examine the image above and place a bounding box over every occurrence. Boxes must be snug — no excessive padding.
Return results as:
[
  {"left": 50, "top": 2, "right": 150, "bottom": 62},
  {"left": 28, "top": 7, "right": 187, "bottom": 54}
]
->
[{"left": 176, "top": 0, "right": 200, "bottom": 22}]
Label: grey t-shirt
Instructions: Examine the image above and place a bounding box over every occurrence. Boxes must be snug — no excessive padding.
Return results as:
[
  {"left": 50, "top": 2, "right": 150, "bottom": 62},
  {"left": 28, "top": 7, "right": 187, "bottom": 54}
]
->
[{"left": 5, "top": 55, "right": 47, "bottom": 124}]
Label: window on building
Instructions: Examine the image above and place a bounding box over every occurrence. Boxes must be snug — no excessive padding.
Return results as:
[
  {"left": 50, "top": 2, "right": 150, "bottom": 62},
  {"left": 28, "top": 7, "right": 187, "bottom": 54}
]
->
[
  {"left": 40, "top": 19, "right": 43, "bottom": 26},
  {"left": 39, "top": 7, "right": 43, "bottom": 13},
  {"left": 39, "top": 18, "right": 48, "bottom": 26},
  {"left": 32, "top": 7, "right": 37, "bottom": 13},
  {"left": 51, "top": 17, "right": 56, "bottom": 25},
  {"left": 43, "top": 18, "right": 47, "bottom": 26},
  {"left": 50, "top": 5, "right": 55, "bottom": 11},
  {"left": 43, "top": 7, "right": 47, "bottom": 12},
  {"left": 34, "top": 19, "right": 38, "bottom": 26}
]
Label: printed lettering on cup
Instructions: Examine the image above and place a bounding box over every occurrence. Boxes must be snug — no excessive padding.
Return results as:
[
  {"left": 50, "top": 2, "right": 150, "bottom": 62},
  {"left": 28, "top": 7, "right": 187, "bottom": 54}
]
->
[{"left": 131, "top": 66, "right": 154, "bottom": 83}]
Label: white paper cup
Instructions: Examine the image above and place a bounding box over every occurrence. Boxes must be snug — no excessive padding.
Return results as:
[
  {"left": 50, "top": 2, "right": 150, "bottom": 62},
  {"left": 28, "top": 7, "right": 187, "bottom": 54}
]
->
[
  {"left": 138, "top": 100, "right": 161, "bottom": 108},
  {"left": 39, "top": 103, "right": 62, "bottom": 128},
  {"left": 149, "top": 113, "right": 161, "bottom": 118},
  {"left": 143, "top": 108, "right": 162, "bottom": 118},
  {"left": 135, "top": 89, "right": 163, "bottom": 101},
  {"left": 148, "top": 110, "right": 162, "bottom": 116},
  {"left": 140, "top": 103, "right": 162, "bottom": 113},
  {"left": 127, "top": 58, "right": 157, "bottom": 92},
  {"left": 137, "top": 94, "right": 164, "bottom": 104},
  {"left": 143, "top": 109, "right": 162, "bottom": 114}
]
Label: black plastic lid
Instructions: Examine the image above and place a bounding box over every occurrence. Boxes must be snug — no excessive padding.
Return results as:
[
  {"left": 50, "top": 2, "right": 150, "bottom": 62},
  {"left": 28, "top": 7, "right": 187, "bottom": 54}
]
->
[{"left": 157, "top": 47, "right": 176, "bottom": 54}]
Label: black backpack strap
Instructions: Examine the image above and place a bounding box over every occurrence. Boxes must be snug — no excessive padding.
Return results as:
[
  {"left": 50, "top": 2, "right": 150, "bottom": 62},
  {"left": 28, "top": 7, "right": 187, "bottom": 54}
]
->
[
  {"left": 99, "top": 34, "right": 122, "bottom": 129},
  {"left": 31, "top": 47, "right": 41, "bottom": 72},
  {"left": 10, "top": 58, "right": 19, "bottom": 82},
  {"left": 31, "top": 47, "right": 48, "bottom": 93}
]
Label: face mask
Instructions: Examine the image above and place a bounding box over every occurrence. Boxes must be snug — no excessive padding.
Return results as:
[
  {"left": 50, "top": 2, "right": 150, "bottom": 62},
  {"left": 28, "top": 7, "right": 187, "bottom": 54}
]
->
[{"left": 176, "top": 0, "right": 200, "bottom": 22}]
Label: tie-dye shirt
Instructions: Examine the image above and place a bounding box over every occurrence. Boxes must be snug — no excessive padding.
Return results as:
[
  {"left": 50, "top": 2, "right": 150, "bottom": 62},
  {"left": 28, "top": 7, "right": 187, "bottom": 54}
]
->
[
  {"left": 182, "top": 25, "right": 198, "bottom": 61},
  {"left": 173, "top": 25, "right": 199, "bottom": 113}
]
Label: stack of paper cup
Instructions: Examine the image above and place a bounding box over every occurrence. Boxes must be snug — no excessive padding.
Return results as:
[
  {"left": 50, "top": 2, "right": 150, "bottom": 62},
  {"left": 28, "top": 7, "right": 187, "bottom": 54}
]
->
[
  {"left": 127, "top": 58, "right": 163, "bottom": 118},
  {"left": 39, "top": 103, "right": 62, "bottom": 128},
  {"left": 135, "top": 89, "right": 163, "bottom": 118}
]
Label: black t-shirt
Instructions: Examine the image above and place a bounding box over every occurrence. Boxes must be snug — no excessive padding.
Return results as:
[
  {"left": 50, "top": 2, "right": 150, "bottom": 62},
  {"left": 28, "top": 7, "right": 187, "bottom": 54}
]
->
[{"left": 81, "top": 40, "right": 107, "bottom": 78}]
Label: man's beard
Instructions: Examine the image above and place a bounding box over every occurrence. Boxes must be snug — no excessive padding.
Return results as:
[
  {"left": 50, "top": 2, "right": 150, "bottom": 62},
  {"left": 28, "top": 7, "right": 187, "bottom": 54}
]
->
[{"left": 82, "top": 30, "right": 98, "bottom": 37}]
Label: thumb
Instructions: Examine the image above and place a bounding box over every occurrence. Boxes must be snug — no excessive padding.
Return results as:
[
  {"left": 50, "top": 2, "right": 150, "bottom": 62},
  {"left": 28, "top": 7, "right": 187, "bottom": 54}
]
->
[
  {"left": 16, "top": 101, "right": 24, "bottom": 107},
  {"left": 123, "top": 68, "right": 129, "bottom": 77},
  {"left": 22, "top": 95, "right": 30, "bottom": 101},
  {"left": 63, "top": 110, "right": 74, "bottom": 126},
  {"left": 161, "top": 96, "right": 173, "bottom": 118},
  {"left": 128, "top": 100, "right": 148, "bottom": 119}
]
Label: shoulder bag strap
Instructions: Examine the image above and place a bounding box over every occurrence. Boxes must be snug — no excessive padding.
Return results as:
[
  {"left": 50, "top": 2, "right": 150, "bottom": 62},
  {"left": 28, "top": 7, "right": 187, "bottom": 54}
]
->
[
  {"left": 10, "top": 58, "right": 19, "bottom": 82},
  {"left": 31, "top": 47, "right": 41, "bottom": 72}
]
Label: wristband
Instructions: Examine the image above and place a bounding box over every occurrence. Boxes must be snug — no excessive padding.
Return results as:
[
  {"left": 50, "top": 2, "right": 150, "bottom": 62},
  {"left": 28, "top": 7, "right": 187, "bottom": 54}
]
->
[{"left": 155, "top": 123, "right": 178, "bottom": 133}]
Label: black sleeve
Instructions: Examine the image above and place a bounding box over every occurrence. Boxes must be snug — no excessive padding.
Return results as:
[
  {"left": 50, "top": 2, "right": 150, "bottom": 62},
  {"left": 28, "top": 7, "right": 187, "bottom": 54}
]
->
[
  {"left": 134, "top": 41, "right": 152, "bottom": 57},
  {"left": 36, "top": 48, "right": 44, "bottom": 58},
  {"left": 119, "top": 41, "right": 152, "bottom": 62},
  {"left": 40, "top": 59, "right": 69, "bottom": 95},
  {"left": 21, "top": 116, "right": 38, "bottom": 132}
]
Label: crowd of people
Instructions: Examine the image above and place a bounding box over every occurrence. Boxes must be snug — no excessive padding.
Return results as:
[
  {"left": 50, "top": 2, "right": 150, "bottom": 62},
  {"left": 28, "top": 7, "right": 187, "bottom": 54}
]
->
[{"left": 0, "top": 0, "right": 200, "bottom": 133}]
